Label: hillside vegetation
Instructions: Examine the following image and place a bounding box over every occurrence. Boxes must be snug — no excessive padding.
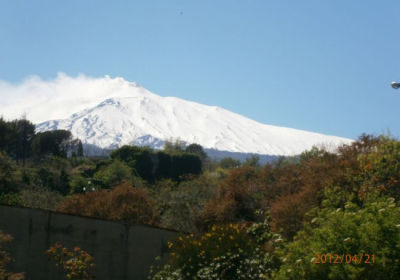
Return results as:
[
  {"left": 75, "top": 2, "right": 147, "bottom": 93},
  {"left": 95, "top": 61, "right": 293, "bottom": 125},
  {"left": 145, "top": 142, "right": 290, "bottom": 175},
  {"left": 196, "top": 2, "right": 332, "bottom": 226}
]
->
[{"left": 1, "top": 117, "right": 399, "bottom": 279}]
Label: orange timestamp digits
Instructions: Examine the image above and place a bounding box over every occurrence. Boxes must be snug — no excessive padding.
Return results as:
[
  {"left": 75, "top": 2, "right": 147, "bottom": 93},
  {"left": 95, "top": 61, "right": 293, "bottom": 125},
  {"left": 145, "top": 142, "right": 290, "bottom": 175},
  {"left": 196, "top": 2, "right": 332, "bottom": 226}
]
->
[{"left": 314, "top": 254, "right": 375, "bottom": 264}]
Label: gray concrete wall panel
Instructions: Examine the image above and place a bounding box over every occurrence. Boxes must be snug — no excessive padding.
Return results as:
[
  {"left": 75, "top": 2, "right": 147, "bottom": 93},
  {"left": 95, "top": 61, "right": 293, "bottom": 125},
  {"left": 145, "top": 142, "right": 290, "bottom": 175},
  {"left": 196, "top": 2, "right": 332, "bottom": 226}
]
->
[{"left": 0, "top": 205, "right": 178, "bottom": 280}]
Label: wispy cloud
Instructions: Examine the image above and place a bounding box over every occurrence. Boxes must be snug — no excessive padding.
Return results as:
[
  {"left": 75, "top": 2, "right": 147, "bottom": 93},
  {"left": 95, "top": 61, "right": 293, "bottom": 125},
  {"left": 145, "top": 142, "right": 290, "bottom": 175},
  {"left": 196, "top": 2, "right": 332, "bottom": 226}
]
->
[{"left": 0, "top": 73, "right": 141, "bottom": 123}]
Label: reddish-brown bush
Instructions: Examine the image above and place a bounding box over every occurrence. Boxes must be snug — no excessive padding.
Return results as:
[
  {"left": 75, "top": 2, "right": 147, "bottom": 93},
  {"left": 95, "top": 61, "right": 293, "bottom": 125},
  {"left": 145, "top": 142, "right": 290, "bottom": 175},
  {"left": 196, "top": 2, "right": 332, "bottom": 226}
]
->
[
  {"left": 58, "top": 182, "right": 159, "bottom": 226},
  {"left": 268, "top": 149, "right": 344, "bottom": 239},
  {"left": 198, "top": 166, "right": 265, "bottom": 230}
]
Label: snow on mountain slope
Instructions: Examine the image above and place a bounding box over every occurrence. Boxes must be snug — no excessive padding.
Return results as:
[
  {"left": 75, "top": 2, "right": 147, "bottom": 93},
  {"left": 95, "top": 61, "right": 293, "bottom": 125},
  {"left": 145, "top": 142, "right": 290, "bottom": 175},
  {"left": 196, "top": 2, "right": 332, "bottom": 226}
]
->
[{"left": 36, "top": 85, "right": 353, "bottom": 156}]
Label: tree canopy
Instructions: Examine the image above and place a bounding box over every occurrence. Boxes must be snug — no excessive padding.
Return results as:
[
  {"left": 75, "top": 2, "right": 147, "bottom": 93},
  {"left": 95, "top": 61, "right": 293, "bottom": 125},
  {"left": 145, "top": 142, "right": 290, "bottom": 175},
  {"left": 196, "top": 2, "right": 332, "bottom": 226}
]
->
[{"left": 32, "top": 130, "right": 74, "bottom": 158}]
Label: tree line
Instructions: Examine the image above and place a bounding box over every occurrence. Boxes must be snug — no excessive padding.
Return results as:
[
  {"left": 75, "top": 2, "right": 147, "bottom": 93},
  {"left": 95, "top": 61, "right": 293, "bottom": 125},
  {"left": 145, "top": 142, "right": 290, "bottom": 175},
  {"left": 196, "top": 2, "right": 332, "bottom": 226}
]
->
[
  {"left": 2, "top": 117, "right": 399, "bottom": 279},
  {"left": 0, "top": 117, "right": 83, "bottom": 166}
]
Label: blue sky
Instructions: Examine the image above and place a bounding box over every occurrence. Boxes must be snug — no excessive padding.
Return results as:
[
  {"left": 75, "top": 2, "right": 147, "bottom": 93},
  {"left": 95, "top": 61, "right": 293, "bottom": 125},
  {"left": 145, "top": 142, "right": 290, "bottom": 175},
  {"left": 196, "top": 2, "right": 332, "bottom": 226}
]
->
[{"left": 1, "top": 0, "right": 399, "bottom": 140}]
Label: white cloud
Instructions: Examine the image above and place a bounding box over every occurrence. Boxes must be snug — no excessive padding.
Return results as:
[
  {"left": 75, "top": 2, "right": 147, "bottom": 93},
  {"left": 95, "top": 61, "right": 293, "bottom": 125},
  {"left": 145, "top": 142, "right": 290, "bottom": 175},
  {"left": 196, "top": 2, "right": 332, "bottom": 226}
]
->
[{"left": 0, "top": 73, "right": 141, "bottom": 123}]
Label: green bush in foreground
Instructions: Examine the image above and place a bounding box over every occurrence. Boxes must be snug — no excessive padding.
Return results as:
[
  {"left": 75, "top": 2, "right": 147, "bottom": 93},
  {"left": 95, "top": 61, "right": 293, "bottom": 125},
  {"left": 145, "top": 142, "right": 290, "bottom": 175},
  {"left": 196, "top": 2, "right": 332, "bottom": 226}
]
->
[
  {"left": 273, "top": 197, "right": 400, "bottom": 280},
  {"left": 150, "top": 218, "right": 275, "bottom": 280}
]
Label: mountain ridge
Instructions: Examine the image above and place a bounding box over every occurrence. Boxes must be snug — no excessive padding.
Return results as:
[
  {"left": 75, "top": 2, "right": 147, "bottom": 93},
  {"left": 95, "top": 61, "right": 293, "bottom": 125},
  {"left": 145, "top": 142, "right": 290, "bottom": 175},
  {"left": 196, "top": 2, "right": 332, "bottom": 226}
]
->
[{"left": 36, "top": 84, "right": 353, "bottom": 156}]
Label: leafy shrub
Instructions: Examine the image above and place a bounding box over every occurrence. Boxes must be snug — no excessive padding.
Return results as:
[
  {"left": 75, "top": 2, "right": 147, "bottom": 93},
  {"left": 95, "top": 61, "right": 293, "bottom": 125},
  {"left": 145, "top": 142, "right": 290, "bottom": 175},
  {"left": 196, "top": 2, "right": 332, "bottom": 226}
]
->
[
  {"left": 268, "top": 146, "right": 349, "bottom": 240},
  {"left": 19, "top": 186, "right": 64, "bottom": 211},
  {"left": 185, "top": 143, "right": 207, "bottom": 162},
  {"left": 198, "top": 166, "right": 264, "bottom": 230},
  {"left": 69, "top": 174, "right": 91, "bottom": 194},
  {"left": 150, "top": 222, "right": 274, "bottom": 280},
  {"left": 169, "top": 153, "right": 202, "bottom": 181},
  {"left": 0, "top": 192, "right": 20, "bottom": 206},
  {"left": 32, "top": 156, "right": 72, "bottom": 194},
  {"left": 219, "top": 157, "right": 241, "bottom": 169},
  {"left": 153, "top": 175, "right": 218, "bottom": 233},
  {"left": 58, "top": 182, "right": 159, "bottom": 226},
  {"left": 110, "top": 145, "right": 203, "bottom": 182},
  {"left": 355, "top": 138, "right": 400, "bottom": 201},
  {"left": 154, "top": 151, "right": 202, "bottom": 181},
  {"left": 0, "top": 151, "right": 21, "bottom": 193},
  {"left": 273, "top": 197, "right": 400, "bottom": 280},
  {"left": 93, "top": 160, "right": 133, "bottom": 188},
  {"left": 110, "top": 145, "right": 154, "bottom": 181},
  {"left": 45, "top": 243, "right": 95, "bottom": 280},
  {"left": 244, "top": 155, "right": 260, "bottom": 167}
]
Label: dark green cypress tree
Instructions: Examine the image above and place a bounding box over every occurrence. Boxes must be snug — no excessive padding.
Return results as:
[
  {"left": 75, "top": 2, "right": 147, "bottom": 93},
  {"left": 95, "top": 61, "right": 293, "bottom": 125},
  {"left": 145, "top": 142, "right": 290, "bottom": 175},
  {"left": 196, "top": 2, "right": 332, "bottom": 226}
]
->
[{"left": 77, "top": 140, "right": 84, "bottom": 157}]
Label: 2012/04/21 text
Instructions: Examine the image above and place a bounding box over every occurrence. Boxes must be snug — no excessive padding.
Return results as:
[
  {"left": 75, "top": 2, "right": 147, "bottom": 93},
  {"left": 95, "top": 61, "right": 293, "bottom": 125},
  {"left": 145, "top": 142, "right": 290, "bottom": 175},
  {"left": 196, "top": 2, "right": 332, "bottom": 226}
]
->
[{"left": 314, "top": 254, "right": 375, "bottom": 264}]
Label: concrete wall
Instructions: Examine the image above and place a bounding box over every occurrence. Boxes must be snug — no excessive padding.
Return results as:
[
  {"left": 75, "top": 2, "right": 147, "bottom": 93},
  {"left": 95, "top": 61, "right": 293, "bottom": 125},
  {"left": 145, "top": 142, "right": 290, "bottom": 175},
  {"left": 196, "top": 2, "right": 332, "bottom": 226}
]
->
[{"left": 0, "top": 204, "right": 179, "bottom": 280}]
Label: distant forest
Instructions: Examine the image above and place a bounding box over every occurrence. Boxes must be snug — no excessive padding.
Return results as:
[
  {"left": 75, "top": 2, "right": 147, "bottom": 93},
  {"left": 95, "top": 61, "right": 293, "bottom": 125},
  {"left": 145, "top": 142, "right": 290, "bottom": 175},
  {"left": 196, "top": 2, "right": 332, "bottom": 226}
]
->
[{"left": 1, "top": 117, "right": 400, "bottom": 280}]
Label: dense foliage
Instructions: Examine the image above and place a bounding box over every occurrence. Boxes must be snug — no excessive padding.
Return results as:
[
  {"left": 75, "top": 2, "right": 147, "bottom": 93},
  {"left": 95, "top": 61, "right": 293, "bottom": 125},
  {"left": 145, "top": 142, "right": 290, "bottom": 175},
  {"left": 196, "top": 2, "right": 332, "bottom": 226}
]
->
[
  {"left": 151, "top": 134, "right": 400, "bottom": 279},
  {"left": 109, "top": 144, "right": 203, "bottom": 182},
  {"left": 1, "top": 118, "right": 400, "bottom": 279},
  {"left": 0, "top": 118, "right": 35, "bottom": 167},
  {"left": 273, "top": 197, "right": 400, "bottom": 280},
  {"left": 58, "top": 182, "right": 160, "bottom": 226},
  {"left": 32, "top": 130, "right": 74, "bottom": 158},
  {"left": 153, "top": 175, "right": 218, "bottom": 233},
  {"left": 150, "top": 219, "right": 275, "bottom": 280}
]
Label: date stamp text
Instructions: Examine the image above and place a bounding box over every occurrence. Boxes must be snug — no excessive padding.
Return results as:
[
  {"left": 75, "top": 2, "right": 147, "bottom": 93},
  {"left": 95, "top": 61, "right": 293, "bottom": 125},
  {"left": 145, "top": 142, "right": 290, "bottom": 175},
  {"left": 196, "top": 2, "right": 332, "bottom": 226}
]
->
[{"left": 314, "top": 254, "right": 375, "bottom": 264}]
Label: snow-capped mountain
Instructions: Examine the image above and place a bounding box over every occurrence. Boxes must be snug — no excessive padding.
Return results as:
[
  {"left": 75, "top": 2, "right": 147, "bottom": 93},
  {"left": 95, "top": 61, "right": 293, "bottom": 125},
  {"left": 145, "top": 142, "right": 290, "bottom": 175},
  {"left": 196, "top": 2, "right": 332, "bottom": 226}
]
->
[{"left": 36, "top": 84, "right": 353, "bottom": 156}]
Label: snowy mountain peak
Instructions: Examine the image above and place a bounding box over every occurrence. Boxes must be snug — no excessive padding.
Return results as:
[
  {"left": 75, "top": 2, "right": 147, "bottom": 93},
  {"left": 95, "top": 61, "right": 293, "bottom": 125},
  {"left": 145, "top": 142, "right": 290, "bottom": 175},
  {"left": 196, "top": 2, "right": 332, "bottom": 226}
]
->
[{"left": 36, "top": 85, "right": 353, "bottom": 156}]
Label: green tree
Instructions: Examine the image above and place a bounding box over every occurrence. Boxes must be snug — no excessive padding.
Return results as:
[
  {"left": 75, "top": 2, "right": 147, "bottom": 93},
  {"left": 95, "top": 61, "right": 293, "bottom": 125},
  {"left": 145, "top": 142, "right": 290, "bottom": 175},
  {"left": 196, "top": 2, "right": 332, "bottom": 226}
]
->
[
  {"left": 77, "top": 140, "right": 84, "bottom": 157},
  {"left": 274, "top": 197, "right": 400, "bottom": 280},
  {"left": 32, "top": 130, "right": 73, "bottom": 158},
  {"left": 0, "top": 151, "right": 20, "bottom": 193},
  {"left": 185, "top": 143, "right": 207, "bottom": 162},
  {"left": 0, "top": 118, "right": 35, "bottom": 166},
  {"left": 244, "top": 155, "right": 260, "bottom": 167},
  {"left": 110, "top": 145, "right": 154, "bottom": 181},
  {"left": 355, "top": 137, "right": 400, "bottom": 201},
  {"left": 154, "top": 175, "right": 218, "bottom": 233},
  {"left": 163, "top": 139, "right": 186, "bottom": 153},
  {"left": 169, "top": 153, "right": 202, "bottom": 181},
  {"left": 34, "top": 156, "right": 72, "bottom": 194},
  {"left": 93, "top": 160, "right": 133, "bottom": 187},
  {"left": 153, "top": 151, "right": 202, "bottom": 181},
  {"left": 151, "top": 219, "right": 274, "bottom": 280},
  {"left": 16, "top": 118, "right": 35, "bottom": 167},
  {"left": 219, "top": 157, "right": 241, "bottom": 169},
  {"left": 0, "top": 118, "right": 10, "bottom": 151},
  {"left": 69, "top": 174, "right": 91, "bottom": 194}
]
